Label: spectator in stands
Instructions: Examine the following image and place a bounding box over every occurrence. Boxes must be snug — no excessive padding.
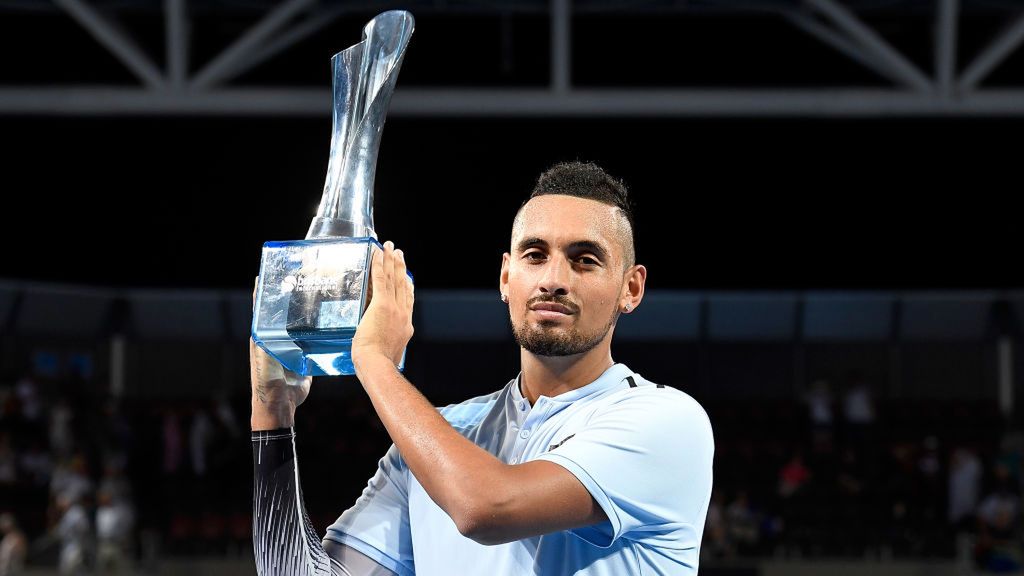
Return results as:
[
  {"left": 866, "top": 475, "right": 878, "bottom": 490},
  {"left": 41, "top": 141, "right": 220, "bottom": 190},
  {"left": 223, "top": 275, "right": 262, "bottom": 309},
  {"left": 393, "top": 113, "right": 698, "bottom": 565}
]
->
[
  {"left": 189, "top": 405, "right": 213, "bottom": 479},
  {"left": 48, "top": 399, "right": 75, "bottom": 460},
  {"left": 18, "top": 438, "right": 52, "bottom": 489},
  {"left": 841, "top": 370, "right": 875, "bottom": 461},
  {"left": 805, "top": 379, "right": 833, "bottom": 427},
  {"left": 976, "top": 462, "right": 1021, "bottom": 572},
  {"left": 726, "top": 490, "right": 760, "bottom": 556},
  {"left": 98, "top": 400, "right": 133, "bottom": 459},
  {"left": 49, "top": 454, "right": 92, "bottom": 510},
  {"left": 701, "top": 489, "right": 729, "bottom": 560},
  {"left": 949, "top": 447, "right": 982, "bottom": 530},
  {"left": 14, "top": 378, "right": 42, "bottom": 426},
  {"left": 779, "top": 451, "right": 811, "bottom": 499},
  {"left": 54, "top": 492, "right": 91, "bottom": 575},
  {"left": 996, "top": 429, "right": 1024, "bottom": 492},
  {"left": 804, "top": 379, "right": 835, "bottom": 457},
  {"left": 161, "top": 408, "right": 183, "bottom": 477},
  {"left": 96, "top": 488, "right": 134, "bottom": 574},
  {"left": 97, "top": 459, "right": 131, "bottom": 513},
  {"left": 0, "top": 513, "right": 27, "bottom": 576}
]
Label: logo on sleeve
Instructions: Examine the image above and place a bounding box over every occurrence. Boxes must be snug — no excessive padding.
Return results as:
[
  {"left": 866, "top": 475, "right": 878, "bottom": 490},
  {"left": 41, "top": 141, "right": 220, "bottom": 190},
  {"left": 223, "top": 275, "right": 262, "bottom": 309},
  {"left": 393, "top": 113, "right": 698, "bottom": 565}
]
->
[{"left": 548, "top": 434, "right": 575, "bottom": 452}]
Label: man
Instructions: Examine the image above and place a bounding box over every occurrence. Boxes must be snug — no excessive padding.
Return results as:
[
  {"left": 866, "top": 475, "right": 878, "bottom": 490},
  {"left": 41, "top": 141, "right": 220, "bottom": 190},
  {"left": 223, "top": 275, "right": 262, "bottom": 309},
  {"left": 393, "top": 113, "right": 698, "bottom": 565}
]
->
[{"left": 251, "top": 161, "right": 714, "bottom": 575}]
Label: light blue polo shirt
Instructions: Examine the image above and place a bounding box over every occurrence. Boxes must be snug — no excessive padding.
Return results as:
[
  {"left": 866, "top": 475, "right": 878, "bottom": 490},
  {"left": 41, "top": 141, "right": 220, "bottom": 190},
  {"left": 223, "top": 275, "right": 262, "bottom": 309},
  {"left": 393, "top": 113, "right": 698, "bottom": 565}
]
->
[{"left": 324, "top": 363, "right": 714, "bottom": 575}]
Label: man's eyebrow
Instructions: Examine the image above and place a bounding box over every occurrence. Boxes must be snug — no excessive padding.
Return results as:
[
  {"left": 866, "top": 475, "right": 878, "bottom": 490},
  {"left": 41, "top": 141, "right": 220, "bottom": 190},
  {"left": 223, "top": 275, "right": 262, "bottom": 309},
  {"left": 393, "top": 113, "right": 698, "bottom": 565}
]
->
[
  {"left": 567, "top": 240, "right": 610, "bottom": 261},
  {"left": 515, "top": 237, "right": 610, "bottom": 261},
  {"left": 516, "top": 237, "right": 547, "bottom": 253}
]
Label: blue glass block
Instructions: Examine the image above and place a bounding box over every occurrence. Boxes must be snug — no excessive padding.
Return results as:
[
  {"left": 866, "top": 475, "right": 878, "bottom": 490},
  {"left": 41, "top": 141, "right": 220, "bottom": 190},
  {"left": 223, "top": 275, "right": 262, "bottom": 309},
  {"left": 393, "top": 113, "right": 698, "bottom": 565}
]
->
[{"left": 252, "top": 236, "right": 409, "bottom": 376}]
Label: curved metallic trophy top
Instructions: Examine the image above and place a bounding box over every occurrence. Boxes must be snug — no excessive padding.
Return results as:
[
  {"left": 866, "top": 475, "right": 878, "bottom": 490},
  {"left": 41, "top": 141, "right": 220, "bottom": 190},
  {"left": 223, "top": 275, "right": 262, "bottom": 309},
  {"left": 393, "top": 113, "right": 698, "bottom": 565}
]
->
[{"left": 306, "top": 10, "right": 414, "bottom": 240}]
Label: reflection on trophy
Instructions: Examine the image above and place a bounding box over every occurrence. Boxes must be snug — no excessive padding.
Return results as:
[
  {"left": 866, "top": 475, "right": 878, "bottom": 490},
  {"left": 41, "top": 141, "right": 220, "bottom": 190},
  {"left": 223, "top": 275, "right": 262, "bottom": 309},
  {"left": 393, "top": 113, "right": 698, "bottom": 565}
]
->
[{"left": 252, "top": 10, "right": 414, "bottom": 377}]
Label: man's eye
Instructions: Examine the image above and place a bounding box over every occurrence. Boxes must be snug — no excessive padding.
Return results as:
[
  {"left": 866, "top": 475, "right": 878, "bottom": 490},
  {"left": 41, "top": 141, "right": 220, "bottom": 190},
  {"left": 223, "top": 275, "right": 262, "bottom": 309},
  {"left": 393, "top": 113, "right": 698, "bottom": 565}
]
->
[
  {"left": 524, "top": 252, "right": 545, "bottom": 260},
  {"left": 578, "top": 256, "right": 599, "bottom": 265}
]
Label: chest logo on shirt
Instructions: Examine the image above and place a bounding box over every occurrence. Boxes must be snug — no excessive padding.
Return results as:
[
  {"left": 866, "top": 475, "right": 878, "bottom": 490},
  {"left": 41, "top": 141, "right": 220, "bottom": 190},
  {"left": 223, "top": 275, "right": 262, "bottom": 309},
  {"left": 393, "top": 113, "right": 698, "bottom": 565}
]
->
[{"left": 548, "top": 434, "right": 575, "bottom": 452}]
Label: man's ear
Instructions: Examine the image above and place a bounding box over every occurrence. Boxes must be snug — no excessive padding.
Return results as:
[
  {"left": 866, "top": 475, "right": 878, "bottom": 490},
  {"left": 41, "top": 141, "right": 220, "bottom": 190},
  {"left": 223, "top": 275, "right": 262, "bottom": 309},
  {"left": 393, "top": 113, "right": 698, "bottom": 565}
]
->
[
  {"left": 621, "top": 264, "right": 646, "bottom": 313},
  {"left": 500, "top": 252, "right": 511, "bottom": 300}
]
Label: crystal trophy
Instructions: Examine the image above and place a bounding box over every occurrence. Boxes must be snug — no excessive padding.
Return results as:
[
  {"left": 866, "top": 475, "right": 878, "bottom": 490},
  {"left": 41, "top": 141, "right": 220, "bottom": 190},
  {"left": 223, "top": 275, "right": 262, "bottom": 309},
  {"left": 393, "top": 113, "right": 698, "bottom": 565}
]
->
[{"left": 252, "top": 10, "right": 414, "bottom": 377}]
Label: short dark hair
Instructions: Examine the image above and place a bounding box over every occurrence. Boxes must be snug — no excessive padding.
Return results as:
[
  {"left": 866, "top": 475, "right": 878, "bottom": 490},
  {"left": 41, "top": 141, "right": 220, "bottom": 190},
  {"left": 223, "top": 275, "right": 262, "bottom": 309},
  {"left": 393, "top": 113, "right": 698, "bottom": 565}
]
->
[{"left": 524, "top": 161, "right": 636, "bottom": 266}]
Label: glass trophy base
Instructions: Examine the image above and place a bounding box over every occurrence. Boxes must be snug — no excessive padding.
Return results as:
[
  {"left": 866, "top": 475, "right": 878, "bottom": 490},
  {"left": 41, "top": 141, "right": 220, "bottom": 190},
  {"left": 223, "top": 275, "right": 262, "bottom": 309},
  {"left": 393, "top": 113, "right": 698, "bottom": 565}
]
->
[{"left": 251, "top": 236, "right": 408, "bottom": 377}]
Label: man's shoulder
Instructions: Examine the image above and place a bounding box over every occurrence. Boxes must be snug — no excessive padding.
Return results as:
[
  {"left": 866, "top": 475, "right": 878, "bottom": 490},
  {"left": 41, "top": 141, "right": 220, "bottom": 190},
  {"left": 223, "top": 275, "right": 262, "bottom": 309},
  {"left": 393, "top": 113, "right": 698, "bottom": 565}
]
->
[
  {"left": 435, "top": 380, "right": 513, "bottom": 430},
  {"left": 598, "top": 373, "right": 712, "bottom": 434}
]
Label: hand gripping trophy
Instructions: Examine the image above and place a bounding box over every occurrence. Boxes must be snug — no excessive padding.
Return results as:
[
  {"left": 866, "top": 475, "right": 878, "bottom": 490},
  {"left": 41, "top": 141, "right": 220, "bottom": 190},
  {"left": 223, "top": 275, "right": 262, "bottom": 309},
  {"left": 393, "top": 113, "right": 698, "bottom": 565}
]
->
[{"left": 252, "top": 11, "right": 414, "bottom": 377}]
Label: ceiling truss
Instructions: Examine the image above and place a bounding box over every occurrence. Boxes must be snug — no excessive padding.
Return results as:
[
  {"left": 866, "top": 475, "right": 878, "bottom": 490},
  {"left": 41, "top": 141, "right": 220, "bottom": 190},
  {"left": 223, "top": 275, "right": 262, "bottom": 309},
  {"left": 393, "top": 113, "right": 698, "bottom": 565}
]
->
[{"left": 1, "top": 0, "right": 1022, "bottom": 116}]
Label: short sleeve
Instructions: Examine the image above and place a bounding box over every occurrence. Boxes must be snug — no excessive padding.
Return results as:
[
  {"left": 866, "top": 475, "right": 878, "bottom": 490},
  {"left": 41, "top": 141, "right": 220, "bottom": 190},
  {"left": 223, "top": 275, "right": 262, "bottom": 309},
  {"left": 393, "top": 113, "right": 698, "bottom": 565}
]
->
[
  {"left": 533, "top": 388, "right": 714, "bottom": 548},
  {"left": 324, "top": 444, "right": 415, "bottom": 576}
]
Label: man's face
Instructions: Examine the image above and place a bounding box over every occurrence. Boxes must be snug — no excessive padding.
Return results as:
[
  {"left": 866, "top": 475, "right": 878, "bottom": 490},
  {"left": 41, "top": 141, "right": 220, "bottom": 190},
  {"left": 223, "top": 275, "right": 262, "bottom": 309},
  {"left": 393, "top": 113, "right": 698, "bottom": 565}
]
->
[{"left": 501, "top": 195, "right": 631, "bottom": 357}]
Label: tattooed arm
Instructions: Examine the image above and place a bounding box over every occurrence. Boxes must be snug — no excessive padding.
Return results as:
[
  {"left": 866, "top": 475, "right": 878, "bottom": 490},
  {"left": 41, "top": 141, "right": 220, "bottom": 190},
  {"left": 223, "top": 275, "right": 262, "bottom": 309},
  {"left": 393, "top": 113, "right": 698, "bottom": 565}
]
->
[{"left": 249, "top": 337, "right": 396, "bottom": 576}]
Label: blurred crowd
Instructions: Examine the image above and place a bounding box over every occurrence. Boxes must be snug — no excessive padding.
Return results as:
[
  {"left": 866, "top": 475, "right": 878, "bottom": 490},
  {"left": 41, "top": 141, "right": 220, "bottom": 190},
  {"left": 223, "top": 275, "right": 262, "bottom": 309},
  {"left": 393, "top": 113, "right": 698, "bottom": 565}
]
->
[
  {"left": 2, "top": 368, "right": 1024, "bottom": 573},
  {"left": 702, "top": 371, "right": 1023, "bottom": 573},
  {"left": 0, "top": 369, "right": 395, "bottom": 575}
]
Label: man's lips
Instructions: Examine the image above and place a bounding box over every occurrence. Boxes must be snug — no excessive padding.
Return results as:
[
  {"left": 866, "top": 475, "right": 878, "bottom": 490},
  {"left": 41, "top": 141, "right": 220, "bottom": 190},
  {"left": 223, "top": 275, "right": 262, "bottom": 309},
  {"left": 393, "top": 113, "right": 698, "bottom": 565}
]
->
[{"left": 530, "top": 302, "right": 575, "bottom": 316}]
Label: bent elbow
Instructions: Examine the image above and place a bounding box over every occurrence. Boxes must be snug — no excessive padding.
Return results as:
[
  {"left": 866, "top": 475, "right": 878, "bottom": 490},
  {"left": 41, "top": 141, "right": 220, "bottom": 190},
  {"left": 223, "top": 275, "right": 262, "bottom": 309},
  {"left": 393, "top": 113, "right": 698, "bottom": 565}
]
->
[{"left": 454, "top": 508, "right": 513, "bottom": 546}]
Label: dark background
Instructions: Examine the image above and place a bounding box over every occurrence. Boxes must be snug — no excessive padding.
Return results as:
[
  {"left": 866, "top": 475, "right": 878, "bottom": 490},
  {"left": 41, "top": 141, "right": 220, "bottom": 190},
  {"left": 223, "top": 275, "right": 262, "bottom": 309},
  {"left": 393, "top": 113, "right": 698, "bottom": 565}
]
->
[
  {"left": 2, "top": 4, "right": 1022, "bottom": 292},
  {"left": 4, "top": 115, "right": 1021, "bottom": 291}
]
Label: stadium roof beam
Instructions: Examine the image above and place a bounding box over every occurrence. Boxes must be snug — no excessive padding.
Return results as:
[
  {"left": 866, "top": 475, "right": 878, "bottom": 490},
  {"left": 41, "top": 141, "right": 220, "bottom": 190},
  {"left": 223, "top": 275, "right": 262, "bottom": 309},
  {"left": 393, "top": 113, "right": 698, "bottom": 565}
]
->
[
  {"left": 189, "top": 0, "right": 319, "bottom": 90},
  {"left": 165, "top": 0, "right": 189, "bottom": 89},
  {"left": 2, "top": 87, "right": 1024, "bottom": 116},
  {"left": 935, "top": 0, "right": 959, "bottom": 98},
  {"left": 957, "top": 11, "right": 1024, "bottom": 93},
  {"left": 3, "top": 1, "right": 1024, "bottom": 116},
  {"left": 54, "top": 0, "right": 166, "bottom": 89},
  {"left": 802, "top": 0, "right": 933, "bottom": 93}
]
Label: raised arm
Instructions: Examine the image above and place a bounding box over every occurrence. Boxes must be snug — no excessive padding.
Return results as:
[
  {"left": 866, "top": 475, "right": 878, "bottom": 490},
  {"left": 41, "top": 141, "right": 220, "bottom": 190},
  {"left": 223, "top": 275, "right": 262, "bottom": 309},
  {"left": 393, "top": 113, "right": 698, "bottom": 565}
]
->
[
  {"left": 349, "top": 243, "right": 607, "bottom": 545},
  {"left": 250, "top": 309, "right": 396, "bottom": 575}
]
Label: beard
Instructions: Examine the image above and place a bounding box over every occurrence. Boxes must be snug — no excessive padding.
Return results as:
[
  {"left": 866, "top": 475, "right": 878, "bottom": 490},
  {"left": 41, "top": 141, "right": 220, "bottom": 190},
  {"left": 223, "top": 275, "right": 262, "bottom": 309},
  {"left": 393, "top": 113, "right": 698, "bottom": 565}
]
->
[{"left": 512, "top": 302, "right": 618, "bottom": 357}]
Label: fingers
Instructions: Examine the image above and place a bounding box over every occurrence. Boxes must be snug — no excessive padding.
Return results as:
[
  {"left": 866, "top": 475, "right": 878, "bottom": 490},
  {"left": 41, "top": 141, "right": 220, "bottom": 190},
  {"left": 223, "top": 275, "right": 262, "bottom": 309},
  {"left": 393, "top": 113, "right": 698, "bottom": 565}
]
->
[
  {"left": 383, "top": 241, "right": 396, "bottom": 300},
  {"left": 395, "top": 249, "right": 413, "bottom": 310},
  {"left": 371, "top": 240, "right": 412, "bottom": 310},
  {"left": 369, "top": 244, "right": 384, "bottom": 305}
]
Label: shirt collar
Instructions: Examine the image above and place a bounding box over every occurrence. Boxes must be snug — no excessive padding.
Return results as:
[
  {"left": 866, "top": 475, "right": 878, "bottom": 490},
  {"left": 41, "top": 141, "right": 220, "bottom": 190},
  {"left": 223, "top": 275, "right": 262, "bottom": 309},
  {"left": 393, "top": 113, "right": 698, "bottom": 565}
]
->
[{"left": 510, "top": 363, "right": 634, "bottom": 406}]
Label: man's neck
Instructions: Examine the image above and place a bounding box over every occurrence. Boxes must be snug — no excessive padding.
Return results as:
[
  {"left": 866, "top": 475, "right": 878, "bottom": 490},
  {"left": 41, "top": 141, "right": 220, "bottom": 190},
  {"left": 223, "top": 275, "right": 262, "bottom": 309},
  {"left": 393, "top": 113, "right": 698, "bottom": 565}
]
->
[{"left": 518, "top": 344, "right": 615, "bottom": 406}]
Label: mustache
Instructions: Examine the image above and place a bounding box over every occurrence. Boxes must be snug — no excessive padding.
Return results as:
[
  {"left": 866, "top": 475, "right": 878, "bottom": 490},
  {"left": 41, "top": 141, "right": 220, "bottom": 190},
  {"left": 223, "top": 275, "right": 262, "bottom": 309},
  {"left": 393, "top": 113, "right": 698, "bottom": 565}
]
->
[{"left": 526, "top": 295, "right": 579, "bottom": 314}]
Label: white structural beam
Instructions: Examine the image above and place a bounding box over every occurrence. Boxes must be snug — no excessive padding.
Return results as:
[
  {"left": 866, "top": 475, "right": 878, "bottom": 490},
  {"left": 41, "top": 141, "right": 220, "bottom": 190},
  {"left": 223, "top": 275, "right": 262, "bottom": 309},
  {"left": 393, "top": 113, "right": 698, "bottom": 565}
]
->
[
  {"left": 189, "top": 0, "right": 317, "bottom": 90},
  {"left": 165, "top": 0, "right": 189, "bottom": 89},
  {"left": 551, "top": 0, "right": 571, "bottom": 94},
  {"left": 214, "top": 7, "right": 347, "bottom": 86},
  {"left": 958, "top": 12, "right": 1024, "bottom": 93},
  {"left": 54, "top": 0, "right": 166, "bottom": 89},
  {"left": 785, "top": 11, "right": 913, "bottom": 88},
  {"left": 805, "top": 0, "right": 933, "bottom": 93},
  {"left": 935, "top": 0, "right": 959, "bottom": 97},
  {"left": 4, "top": 87, "right": 1024, "bottom": 116}
]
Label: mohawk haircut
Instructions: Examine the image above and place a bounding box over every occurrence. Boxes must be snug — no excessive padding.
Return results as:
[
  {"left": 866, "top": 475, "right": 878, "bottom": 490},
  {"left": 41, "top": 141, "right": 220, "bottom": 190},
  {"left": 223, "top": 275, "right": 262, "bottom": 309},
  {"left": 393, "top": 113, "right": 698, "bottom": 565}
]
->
[{"left": 523, "top": 161, "right": 636, "bottom": 267}]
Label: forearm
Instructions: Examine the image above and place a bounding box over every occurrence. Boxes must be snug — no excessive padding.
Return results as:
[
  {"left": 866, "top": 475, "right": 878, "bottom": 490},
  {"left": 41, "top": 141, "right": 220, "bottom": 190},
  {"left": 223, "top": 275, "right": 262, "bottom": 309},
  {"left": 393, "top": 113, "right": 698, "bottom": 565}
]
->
[
  {"left": 251, "top": 398, "right": 296, "bottom": 430},
  {"left": 354, "top": 355, "right": 510, "bottom": 535},
  {"left": 249, "top": 337, "right": 307, "bottom": 431},
  {"left": 252, "top": 428, "right": 337, "bottom": 575}
]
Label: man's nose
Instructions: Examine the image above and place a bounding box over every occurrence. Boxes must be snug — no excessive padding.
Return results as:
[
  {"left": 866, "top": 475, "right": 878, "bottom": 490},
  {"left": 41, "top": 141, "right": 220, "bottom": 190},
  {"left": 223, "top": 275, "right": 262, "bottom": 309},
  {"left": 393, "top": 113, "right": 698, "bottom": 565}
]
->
[{"left": 539, "top": 256, "right": 570, "bottom": 296}]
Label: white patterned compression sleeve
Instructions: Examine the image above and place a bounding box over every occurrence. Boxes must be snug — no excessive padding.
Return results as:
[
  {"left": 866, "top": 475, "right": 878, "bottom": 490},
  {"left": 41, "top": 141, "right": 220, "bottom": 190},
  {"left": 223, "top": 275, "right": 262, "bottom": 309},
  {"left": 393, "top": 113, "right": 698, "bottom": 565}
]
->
[{"left": 252, "top": 428, "right": 397, "bottom": 576}]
